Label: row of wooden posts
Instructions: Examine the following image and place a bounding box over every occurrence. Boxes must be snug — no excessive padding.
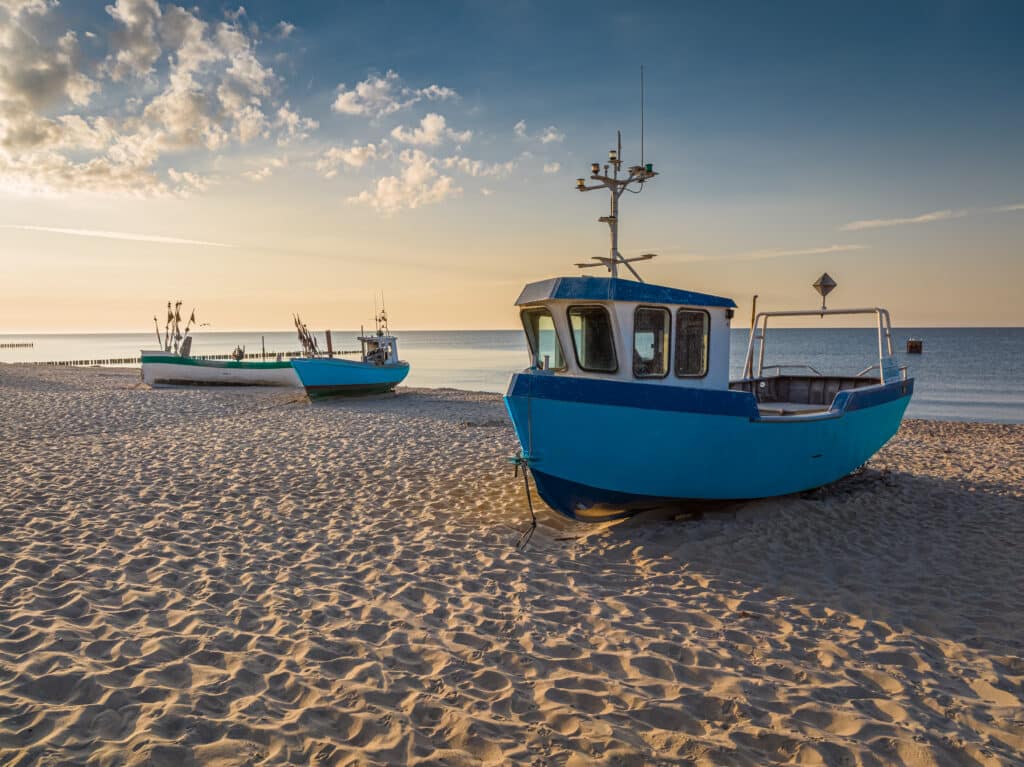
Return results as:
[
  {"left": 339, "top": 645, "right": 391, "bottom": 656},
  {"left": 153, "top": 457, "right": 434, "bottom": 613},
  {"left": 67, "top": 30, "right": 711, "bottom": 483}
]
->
[
  {"left": 44, "top": 351, "right": 308, "bottom": 367},
  {"left": 0, "top": 342, "right": 33, "bottom": 349}
]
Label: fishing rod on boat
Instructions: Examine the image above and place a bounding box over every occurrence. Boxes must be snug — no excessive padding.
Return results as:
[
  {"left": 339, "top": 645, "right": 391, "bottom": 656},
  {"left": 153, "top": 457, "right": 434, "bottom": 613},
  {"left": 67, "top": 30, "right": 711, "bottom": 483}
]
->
[
  {"left": 163, "top": 302, "right": 173, "bottom": 352},
  {"left": 171, "top": 300, "right": 184, "bottom": 354},
  {"left": 293, "top": 313, "right": 320, "bottom": 356}
]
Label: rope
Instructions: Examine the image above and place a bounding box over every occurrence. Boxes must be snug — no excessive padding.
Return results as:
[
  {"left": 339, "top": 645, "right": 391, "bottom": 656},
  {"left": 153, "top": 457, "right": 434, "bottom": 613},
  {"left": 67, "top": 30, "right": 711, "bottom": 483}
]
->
[
  {"left": 510, "top": 452, "right": 537, "bottom": 549},
  {"left": 510, "top": 371, "right": 537, "bottom": 549}
]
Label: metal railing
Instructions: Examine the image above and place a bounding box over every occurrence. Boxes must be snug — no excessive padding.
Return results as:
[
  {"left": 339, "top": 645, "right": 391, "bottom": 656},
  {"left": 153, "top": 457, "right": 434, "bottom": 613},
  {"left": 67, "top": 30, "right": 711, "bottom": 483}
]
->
[
  {"left": 742, "top": 306, "right": 898, "bottom": 383},
  {"left": 855, "top": 363, "right": 908, "bottom": 381}
]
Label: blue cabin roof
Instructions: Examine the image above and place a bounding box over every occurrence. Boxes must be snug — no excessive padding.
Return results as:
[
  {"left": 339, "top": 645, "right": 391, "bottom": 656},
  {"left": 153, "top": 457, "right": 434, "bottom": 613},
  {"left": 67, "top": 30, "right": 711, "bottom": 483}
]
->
[{"left": 514, "top": 276, "right": 737, "bottom": 308}]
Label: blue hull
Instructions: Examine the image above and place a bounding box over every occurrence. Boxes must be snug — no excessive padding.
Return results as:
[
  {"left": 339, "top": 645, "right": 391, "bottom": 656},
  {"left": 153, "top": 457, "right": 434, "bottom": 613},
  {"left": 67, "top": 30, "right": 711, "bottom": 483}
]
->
[
  {"left": 291, "top": 358, "right": 409, "bottom": 398},
  {"left": 504, "top": 373, "right": 913, "bottom": 520}
]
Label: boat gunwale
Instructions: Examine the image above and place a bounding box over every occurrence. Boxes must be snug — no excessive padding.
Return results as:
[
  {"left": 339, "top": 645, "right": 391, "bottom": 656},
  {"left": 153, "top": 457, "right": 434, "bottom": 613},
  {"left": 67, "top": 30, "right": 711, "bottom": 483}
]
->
[
  {"left": 506, "top": 369, "right": 913, "bottom": 422},
  {"left": 140, "top": 355, "right": 294, "bottom": 370}
]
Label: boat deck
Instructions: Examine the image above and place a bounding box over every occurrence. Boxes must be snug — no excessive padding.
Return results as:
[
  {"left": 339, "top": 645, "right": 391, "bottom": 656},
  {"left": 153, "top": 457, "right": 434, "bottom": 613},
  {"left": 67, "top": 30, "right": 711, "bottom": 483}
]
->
[
  {"left": 755, "top": 401, "right": 833, "bottom": 416},
  {"left": 731, "top": 374, "right": 882, "bottom": 417}
]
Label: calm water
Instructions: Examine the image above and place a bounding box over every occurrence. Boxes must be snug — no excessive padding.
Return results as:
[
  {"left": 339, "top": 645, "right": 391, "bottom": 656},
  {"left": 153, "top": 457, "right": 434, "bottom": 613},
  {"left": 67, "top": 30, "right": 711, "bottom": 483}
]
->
[{"left": 2, "top": 328, "right": 1022, "bottom": 423}]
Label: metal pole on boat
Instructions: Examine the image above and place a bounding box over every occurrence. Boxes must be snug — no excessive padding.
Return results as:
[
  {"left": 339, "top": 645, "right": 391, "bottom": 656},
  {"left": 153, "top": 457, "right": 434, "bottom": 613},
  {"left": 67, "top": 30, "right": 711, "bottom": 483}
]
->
[
  {"left": 261, "top": 335, "right": 266, "bottom": 360},
  {"left": 750, "top": 295, "right": 758, "bottom": 329},
  {"left": 574, "top": 125, "right": 658, "bottom": 281},
  {"left": 326, "top": 330, "right": 334, "bottom": 359}
]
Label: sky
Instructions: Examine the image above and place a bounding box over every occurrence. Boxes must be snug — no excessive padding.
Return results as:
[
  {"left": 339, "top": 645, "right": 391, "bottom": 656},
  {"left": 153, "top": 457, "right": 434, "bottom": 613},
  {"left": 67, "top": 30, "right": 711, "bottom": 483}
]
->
[{"left": 1, "top": 0, "right": 1022, "bottom": 332}]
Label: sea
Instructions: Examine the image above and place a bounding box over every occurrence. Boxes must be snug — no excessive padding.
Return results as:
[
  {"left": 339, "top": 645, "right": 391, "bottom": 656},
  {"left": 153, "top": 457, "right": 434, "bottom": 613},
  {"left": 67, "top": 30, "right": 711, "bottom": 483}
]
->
[{"left": 1, "top": 328, "right": 1022, "bottom": 424}]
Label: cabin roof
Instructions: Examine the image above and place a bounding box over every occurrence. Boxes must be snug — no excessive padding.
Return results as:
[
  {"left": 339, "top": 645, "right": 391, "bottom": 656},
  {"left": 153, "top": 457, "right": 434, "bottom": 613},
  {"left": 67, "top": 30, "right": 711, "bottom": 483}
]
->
[{"left": 514, "top": 276, "right": 737, "bottom": 308}]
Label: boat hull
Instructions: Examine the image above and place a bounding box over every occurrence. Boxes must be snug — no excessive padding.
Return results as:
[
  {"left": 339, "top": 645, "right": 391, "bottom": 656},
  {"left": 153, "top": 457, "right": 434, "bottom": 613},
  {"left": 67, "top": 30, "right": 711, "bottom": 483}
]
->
[
  {"left": 290, "top": 357, "right": 410, "bottom": 398},
  {"left": 504, "top": 372, "right": 913, "bottom": 520},
  {"left": 140, "top": 352, "right": 300, "bottom": 387}
]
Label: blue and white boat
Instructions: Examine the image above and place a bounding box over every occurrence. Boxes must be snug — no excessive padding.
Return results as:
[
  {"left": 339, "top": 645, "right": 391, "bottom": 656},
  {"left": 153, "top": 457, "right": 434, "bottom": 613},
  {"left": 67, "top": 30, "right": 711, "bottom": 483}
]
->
[
  {"left": 504, "top": 135, "right": 913, "bottom": 521},
  {"left": 290, "top": 311, "right": 409, "bottom": 398}
]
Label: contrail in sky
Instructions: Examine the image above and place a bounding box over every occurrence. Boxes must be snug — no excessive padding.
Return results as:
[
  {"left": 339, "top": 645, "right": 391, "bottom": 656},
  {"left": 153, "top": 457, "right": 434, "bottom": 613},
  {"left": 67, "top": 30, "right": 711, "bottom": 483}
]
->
[{"left": 0, "top": 224, "right": 235, "bottom": 248}]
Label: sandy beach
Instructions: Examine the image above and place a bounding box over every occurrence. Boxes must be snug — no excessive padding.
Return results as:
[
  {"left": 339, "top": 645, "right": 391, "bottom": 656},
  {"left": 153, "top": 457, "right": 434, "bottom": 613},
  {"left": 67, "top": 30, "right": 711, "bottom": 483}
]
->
[{"left": 0, "top": 364, "right": 1021, "bottom": 766}]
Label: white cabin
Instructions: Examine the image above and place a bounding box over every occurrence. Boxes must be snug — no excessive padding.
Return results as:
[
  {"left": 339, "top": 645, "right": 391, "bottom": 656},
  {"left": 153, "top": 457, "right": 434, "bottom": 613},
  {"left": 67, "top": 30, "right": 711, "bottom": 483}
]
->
[{"left": 514, "top": 276, "right": 736, "bottom": 390}]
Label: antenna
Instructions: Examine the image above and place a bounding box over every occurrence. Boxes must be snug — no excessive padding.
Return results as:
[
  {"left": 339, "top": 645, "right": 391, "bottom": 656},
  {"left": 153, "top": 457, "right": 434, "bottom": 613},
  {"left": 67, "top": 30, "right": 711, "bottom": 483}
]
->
[{"left": 640, "top": 64, "right": 645, "bottom": 168}]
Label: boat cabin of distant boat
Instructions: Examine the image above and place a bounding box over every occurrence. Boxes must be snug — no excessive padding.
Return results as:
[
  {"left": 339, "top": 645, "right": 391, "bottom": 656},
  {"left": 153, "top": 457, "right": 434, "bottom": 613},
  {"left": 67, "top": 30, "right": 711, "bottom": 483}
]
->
[
  {"left": 140, "top": 301, "right": 299, "bottom": 387},
  {"left": 504, "top": 134, "right": 914, "bottom": 521}
]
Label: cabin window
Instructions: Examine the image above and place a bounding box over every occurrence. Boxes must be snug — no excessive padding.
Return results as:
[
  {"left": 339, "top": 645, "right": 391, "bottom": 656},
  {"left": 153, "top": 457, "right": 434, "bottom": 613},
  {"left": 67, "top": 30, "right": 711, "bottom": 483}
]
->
[
  {"left": 633, "top": 306, "right": 671, "bottom": 378},
  {"left": 675, "top": 310, "right": 709, "bottom": 377},
  {"left": 568, "top": 305, "right": 617, "bottom": 373},
  {"left": 520, "top": 307, "right": 566, "bottom": 370}
]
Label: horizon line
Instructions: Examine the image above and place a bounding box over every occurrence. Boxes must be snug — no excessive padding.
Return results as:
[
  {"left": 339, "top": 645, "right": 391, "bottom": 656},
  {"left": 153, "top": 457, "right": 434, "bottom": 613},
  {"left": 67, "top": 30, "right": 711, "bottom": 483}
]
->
[{"left": 2, "top": 324, "right": 1023, "bottom": 335}]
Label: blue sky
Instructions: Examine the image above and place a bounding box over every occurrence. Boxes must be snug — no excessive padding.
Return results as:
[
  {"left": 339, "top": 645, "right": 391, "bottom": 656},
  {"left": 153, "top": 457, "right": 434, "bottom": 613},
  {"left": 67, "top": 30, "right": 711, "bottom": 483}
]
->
[{"left": 1, "top": 1, "right": 1022, "bottom": 329}]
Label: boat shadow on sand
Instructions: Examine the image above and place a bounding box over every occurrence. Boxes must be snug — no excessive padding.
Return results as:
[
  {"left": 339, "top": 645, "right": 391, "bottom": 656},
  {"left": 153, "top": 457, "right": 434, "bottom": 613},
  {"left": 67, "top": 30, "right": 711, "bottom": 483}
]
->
[{"left": 545, "top": 467, "right": 1023, "bottom": 657}]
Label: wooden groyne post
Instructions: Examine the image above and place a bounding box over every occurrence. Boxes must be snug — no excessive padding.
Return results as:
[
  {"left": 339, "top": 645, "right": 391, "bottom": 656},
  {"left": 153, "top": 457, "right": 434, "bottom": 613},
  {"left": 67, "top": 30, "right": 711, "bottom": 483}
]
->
[{"left": 39, "top": 351, "right": 308, "bottom": 366}]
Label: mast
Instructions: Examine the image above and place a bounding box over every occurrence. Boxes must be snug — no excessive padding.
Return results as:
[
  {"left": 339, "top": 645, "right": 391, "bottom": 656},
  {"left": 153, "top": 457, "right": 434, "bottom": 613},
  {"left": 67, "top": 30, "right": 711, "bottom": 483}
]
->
[{"left": 574, "top": 135, "right": 658, "bottom": 280}]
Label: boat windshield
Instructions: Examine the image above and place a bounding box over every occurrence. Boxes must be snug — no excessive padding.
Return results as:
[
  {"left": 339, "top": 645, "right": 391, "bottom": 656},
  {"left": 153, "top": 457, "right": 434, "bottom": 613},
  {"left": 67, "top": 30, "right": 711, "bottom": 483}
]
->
[
  {"left": 633, "top": 306, "right": 671, "bottom": 378},
  {"left": 521, "top": 308, "right": 566, "bottom": 370},
  {"left": 569, "top": 305, "right": 618, "bottom": 373},
  {"left": 675, "top": 310, "right": 709, "bottom": 377}
]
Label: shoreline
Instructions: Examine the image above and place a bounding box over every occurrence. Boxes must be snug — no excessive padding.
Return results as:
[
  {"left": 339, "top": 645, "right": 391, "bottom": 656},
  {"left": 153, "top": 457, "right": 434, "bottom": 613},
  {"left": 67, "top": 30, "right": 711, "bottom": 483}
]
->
[
  {"left": 1, "top": 364, "right": 1021, "bottom": 765},
  {"left": 4, "top": 362, "right": 1024, "bottom": 426}
]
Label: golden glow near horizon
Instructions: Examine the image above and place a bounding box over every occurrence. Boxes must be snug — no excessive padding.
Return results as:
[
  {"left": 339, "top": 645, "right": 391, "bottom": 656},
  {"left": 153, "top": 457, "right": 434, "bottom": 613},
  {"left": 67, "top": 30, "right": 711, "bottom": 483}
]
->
[
  {"left": 2, "top": 185, "right": 1023, "bottom": 332},
  {"left": 2, "top": 170, "right": 1022, "bottom": 333}
]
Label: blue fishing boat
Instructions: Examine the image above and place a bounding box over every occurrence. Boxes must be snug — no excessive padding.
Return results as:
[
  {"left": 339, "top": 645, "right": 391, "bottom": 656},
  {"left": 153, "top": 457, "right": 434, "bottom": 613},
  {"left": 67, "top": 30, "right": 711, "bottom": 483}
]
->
[
  {"left": 290, "top": 310, "right": 409, "bottom": 398},
  {"left": 504, "top": 135, "right": 913, "bottom": 521}
]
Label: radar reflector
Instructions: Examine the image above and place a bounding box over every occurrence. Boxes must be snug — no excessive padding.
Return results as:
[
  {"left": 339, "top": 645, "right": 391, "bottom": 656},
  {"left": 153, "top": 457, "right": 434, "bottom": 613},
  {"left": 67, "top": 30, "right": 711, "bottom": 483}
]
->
[{"left": 813, "top": 272, "right": 837, "bottom": 311}]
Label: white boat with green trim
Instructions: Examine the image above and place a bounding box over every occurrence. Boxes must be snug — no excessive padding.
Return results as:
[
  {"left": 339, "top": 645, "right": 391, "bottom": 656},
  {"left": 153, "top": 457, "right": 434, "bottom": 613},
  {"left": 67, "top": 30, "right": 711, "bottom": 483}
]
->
[
  {"left": 140, "top": 350, "right": 299, "bottom": 387},
  {"left": 140, "top": 301, "right": 300, "bottom": 388}
]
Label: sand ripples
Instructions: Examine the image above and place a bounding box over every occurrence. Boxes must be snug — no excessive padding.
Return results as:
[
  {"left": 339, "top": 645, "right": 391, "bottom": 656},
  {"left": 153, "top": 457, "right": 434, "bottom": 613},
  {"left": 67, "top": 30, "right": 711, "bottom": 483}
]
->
[{"left": 1, "top": 365, "right": 1022, "bottom": 765}]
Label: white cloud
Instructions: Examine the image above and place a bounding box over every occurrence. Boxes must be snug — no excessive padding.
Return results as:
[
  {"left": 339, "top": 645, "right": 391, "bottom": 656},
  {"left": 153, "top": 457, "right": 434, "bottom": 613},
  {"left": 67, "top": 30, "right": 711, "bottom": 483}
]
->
[
  {"left": 419, "top": 84, "right": 457, "bottom": 101},
  {"left": 0, "top": 0, "right": 56, "bottom": 15},
  {"left": 0, "top": 22, "right": 98, "bottom": 116},
  {"left": 0, "top": 1, "right": 316, "bottom": 196},
  {"left": 0, "top": 149, "right": 169, "bottom": 196},
  {"left": 0, "top": 223, "right": 234, "bottom": 247},
  {"left": 513, "top": 119, "right": 564, "bottom": 144},
  {"left": 331, "top": 70, "right": 457, "bottom": 118},
  {"left": 993, "top": 203, "right": 1024, "bottom": 213},
  {"left": 390, "top": 113, "right": 471, "bottom": 146},
  {"left": 243, "top": 166, "right": 271, "bottom": 182},
  {"left": 732, "top": 244, "right": 868, "bottom": 260},
  {"left": 442, "top": 155, "right": 515, "bottom": 178},
  {"left": 348, "top": 148, "right": 461, "bottom": 214},
  {"left": 167, "top": 167, "right": 214, "bottom": 195},
  {"left": 274, "top": 20, "right": 295, "bottom": 38},
  {"left": 651, "top": 244, "right": 868, "bottom": 264},
  {"left": 274, "top": 102, "right": 318, "bottom": 145},
  {"left": 104, "top": 0, "right": 163, "bottom": 81},
  {"left": 543, "top": 162, "right": 560, "bottom": 174},
  {"left": 317, "top": 141, "right": 385, "bottom": 177},
  {"left": 480, "top": 187, "right": 494, "bottom": 197},
  {"left": 242, "top": 155, "right": 285, "bottom": 182},
  {"left": 539, "top": 125, "right": 564, "bottom": 144},
  {"left": 840, "top": 209, "right": 967, "bottom": 231}
]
